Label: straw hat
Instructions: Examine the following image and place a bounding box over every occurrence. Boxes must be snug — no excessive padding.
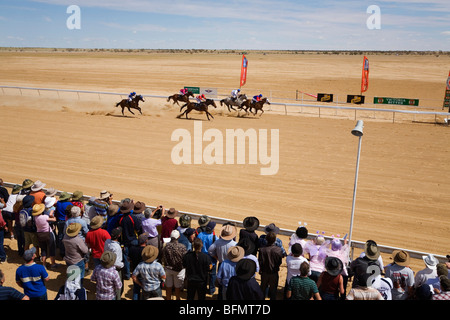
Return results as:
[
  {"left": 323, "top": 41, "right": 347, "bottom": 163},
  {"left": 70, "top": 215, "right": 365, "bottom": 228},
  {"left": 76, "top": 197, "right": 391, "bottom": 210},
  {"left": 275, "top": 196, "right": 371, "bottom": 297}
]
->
[
  {"left": 66, "top": 223, "right": 82, "bottom": 237},
  {"left": 392, "top": 250, "right": 410, "bottom": 266},
  {"left": 141, "top": 245, "right": 159, "bottom": 263},
  {"left": 32, "top": 203, "right": 45, "bottom": 216}
]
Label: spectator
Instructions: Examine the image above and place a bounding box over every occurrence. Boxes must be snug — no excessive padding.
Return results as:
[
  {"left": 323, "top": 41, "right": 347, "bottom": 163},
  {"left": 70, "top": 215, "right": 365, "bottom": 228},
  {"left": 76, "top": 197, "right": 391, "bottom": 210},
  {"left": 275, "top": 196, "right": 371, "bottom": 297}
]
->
[
  {"left": 118, "top": 199, "right": 141, "bottom": 280},
  {"left": 384, "top": 250, "right": 415, "bottom": 300},
  {"left": 197, "top": 220, "right": 218, "bottom": 295},
  {"left": 432, "top": 276, "right": 450, "bottom": 300},
  {"left": 286, "top": 261, "right": 321, "bottom": 300},
  {"left": 346, "top": 273, "right": 384, "bottom": 300},
  {"left": 1, "top": 184, "right": 21, "bottom": 240},
  {"left": 415, "top": 254, "right": 439, "bottom": 288},
  {"left": 182, "top": 237, "right": 212, "bottom": 300},
  {"left": 258, "top": 231, "right": 284, "bottom": 300},
  {"left": 0, "top": 179, "right": 9, "bottom": 204},
  {"left": 196, "top": 215, "right": 211, "bottom": 235},
  {"left": 33, "top": 203, "right": 57, "bottom": 269},
  {"left": 178, "top": 214, "right": 192, "bottom": 235},
  {"left": 90, "top": 251, "right": 122, "bottom": 300},
  {"left": 62, "top": 223, "right": 89, "bottom": 286},
  {"left": 132, "top": 245, "right": 166, "bottom": 300},
  {"left": 55, "top": 267, "right": 87, "bottom": 300},
  {"left": 178, "top": 227, "right": 195, "bottom": 251},
  {"left": 349, "top": 240, "right": 382, "bottom": 288},
  {"left": 128, "top": 233, "right": 148, "bottom": 300},
  {"left": 317, "top": 257, "right": 345, "bottom": 300},
  {"left": 132, "top": 201, "right": 146, "bottom": 223},
  {"left": 55, "top": 192, "right": 72, "bottom": 257},
  {"left": 284, "top": 243, "right": 309, "bottom": 298},
  {"left": 414, "top": 283, "right": 432, "bottom": 300},
  {"left": 160, "top": 207, "right": 178, "bottom": 242},
  {"left": 85, "top": 215, "right": 111, "bottom": 267},
  {"left": 65, "top": 206, "right": 89, "bottom": 240},
  {"left": 104, "top": 227, "right": 124, "bottom": 299},
  {"left": 327, "top": 237, "right": 350, "bottom": 297},
  {"left": 288, "top": 225, "right": 308, "bottom": 255},
  {"left": 105, "top": 204, "right": 120, "bottom": 234},
  {"left": 258, "top": 223, "right": 286, "bottom": 257},
  {"left": 87, "top": 190, "right": 113, "bottom": 222},
  {"left": 13, "top": 195, "right": 25, "bottom": 257},
  {"left": 161, "top": 230, "right": 187, "bottom": 300},
  {"left": 371, "top": 273, "right": 393, "bottom": 300},
  {"left": 304, "top": 235, "right": 329, "bottom": 282},
  {"left": 15, "top": 247, "right": 49, "bottom": 300},
  {"left": 239, "top": 216, "right": 260, "bottom": 256},
  {"left": 237, "top": 237, "right": 260, "bottom": 273},
  {"left": 226, "top": 259, "right": 264, "bottom": 300},
  {"left": 425, "top": 263, "right": 449, "bottom": 294},
  {"left": 30, "top": 180, "right": 46, "bottom": 205},
  {"left": 70, "top": 191, "right": 85, "bottom": 215},
  {"left": 217, "top": 245, "right": 244, "bottom": 299},
  {"left": 141, "top": 207, "right": 161, "bottom": 249},
  {"left": 19, "top": 179, "right": 33, "bottom": 196},
  {"left": 0, "top": 269, "right": 29, "bottom": 300},
  {"left": 20, "top": 195, "right": 40, "bottom": 258}
]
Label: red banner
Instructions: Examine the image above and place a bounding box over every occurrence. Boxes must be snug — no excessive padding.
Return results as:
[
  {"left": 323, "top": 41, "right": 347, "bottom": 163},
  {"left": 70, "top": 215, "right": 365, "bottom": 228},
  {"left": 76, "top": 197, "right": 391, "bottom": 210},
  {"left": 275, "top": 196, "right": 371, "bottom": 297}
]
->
[
  {"left": 240, "top": 55, "right": 248, "bottom": 87},
  {"left": 361, "top": 56, "right": 369, "bottom": 93}
]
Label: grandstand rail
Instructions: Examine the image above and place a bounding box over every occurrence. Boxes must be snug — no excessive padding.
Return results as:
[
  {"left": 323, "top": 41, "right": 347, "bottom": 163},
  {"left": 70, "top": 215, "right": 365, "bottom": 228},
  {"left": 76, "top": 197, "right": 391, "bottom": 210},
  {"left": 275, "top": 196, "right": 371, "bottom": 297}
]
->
[
  {"left": 1, "top": 85, "right": 449, "bottom": 123},
  {"left": 3, "top": 182, "right": 447, "bottom": 264}
]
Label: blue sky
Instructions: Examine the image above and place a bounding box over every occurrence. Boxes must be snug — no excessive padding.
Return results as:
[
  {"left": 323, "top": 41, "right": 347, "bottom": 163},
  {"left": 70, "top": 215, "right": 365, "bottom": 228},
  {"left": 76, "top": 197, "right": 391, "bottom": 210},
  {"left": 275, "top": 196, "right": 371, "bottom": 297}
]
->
[{"left": 0, "top": 0, "right": 449, "bottom": 50}]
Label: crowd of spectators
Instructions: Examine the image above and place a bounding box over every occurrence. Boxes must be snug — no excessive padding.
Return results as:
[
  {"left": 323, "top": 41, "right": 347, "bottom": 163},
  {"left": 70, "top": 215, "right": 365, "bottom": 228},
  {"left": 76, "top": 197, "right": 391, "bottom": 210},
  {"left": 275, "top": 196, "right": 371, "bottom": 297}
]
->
[{"left": 0, "top": 178, "right": 449, "bottom": 300}]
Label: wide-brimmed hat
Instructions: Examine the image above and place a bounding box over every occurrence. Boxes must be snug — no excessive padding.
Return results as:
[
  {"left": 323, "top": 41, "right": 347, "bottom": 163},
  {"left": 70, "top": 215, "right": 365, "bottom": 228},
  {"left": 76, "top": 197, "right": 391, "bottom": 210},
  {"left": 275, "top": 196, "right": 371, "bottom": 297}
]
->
[
  {"left": 99, "top": 190, "right": 112, "bottom": 200},
  {"left": 44, "top": 196, "right": 56, "bottom": 208},
  {"left": 32, "top": 203, "right": 46, "bottom": 216},
  {"left": 100, "top": 251, "right": 116, "bottom": 269},
  {"left": 31, "top": 180, "right": 46, "bottom": 192},
  {"left": 235, "top": 259, "right": 256, "bottom": 281},
  {"left": 325, "top": 257, "right": 343, "bottom": 277},
  {"left": 120, "top": 199, "right": 134, "bottom": 214},
  {"left": 22, "top": 179, "right": 34, "bottom": 189},
  {"left": 142, "top": 245, "right": 159, "bottom": 263},
  {"left": 392, "top": 250, "right": 410, "bottom": 266},
  {"left": 198, "top": 215, "right": 210, "bottom": 227},
  {"left": 107, "top": 204, "right": 119, "bottom": 216},
  {"left": 90, "top": 215, "right": 104, "bottom": 230},
  {"left": 72, "top": 191, "right": 83, "bottom": 201},
  {"left": 166, "top": 207, "right": 178, "bottom": 218},
  {"left": 243, "top": 216, "right": 259, "bottom": 231},
  {"left": 133, "top": 201, "right": 146, "bottom": 214},
  {"left": 58, "top": 192, "right": 71, "bottom": 202},
  {"left": 422, "top": 254, "right": 439, "bottom": 270},
  {"left": 227, "top": 246, "right": 244, "bottom": 263},
  {"left": 264, "top": 223, "right": 279, "bottom": 234},
  {"left": 220, "top": 224, "right": 237, "bottom": 240},
  {"left": 11, "top": 185, "right": 22, "bottom": 194},
  {"left": 364, "top": 240, "right": 380, "bottom": 260},
  {"left": 45, "top": 187, "right": 57, "bottom": 197},
  {"left": 66, "top": 223, "right": 82, "bottom": 237},
  {"left": 179, "top": 214, "right": 192, "bottom": 228}
]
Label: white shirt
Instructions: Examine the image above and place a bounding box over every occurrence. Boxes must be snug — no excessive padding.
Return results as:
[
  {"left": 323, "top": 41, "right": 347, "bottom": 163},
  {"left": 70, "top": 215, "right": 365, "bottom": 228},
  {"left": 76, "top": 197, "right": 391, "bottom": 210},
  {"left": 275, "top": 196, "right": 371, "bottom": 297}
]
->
[
  {"left": 286, "top": 255, "right": 310, "bottom": 283},
  {"left": 104, "top": 239, "right": 124, "bottom": 269}
]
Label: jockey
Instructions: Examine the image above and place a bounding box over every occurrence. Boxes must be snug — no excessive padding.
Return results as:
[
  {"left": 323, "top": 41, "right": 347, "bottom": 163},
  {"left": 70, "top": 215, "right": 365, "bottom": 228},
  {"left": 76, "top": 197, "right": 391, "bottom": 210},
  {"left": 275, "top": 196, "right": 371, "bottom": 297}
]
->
[
  {"left": 179, "top": 88, "right": 188, "bottom": 96},
  {"left": 252, "top": 94, "right": 263, "bottom": 104},
  {"left": 128, "top": 91, "right": 136, "bottom": 107},
  {"left": 231, "top": 89, "right": 240, "bottom": 101},
  {"left": 196, "top": 94, "right": 206, "bottom": 104}
]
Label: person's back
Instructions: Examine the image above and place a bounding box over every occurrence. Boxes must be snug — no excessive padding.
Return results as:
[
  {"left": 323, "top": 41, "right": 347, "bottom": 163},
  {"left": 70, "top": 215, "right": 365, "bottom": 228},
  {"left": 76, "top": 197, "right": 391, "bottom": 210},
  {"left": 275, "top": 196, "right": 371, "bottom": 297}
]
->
[
  {"left": 226, "top": 259, "right": 263, "bottom": 300},
  {"left": 286, "top": 261, "right": 320, "bottom": 300}
]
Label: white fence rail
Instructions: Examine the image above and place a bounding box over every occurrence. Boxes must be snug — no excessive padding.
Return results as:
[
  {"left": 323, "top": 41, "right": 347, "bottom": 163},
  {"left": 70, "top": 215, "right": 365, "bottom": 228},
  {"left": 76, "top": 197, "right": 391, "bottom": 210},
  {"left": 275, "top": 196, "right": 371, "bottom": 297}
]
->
[
  {"left": 2, "top": 181, "right": 447, "bottom": 263},
  {"left": 1, "top": 85, "right": 449, "bottom": 123}
]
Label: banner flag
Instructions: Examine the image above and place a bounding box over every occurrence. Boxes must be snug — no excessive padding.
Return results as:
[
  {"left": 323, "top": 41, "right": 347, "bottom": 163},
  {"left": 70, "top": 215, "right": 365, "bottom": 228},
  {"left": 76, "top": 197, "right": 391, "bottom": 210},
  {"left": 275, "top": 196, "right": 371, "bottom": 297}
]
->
[
  {"left": 240, "top": 55, "right": 248, "bottom": 87},
  {"left": 361, "top": 56, "right": 369, "bottom": 93}
]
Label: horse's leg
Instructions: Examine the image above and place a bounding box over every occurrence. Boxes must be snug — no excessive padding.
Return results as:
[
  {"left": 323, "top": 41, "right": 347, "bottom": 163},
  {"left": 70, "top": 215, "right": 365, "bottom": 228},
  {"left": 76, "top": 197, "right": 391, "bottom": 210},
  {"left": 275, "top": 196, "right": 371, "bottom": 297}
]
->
[
  {"left": 127, "top": 107, "right": 135, "bottom": 115},
  {"left": 121, "top": 107, "right": 125, "bottom": 115},
  {"left": 259, "top": 108, "right": 264, "bottom": 116},
  {"left": 180, "top": 104, "right": 187, "bottom": 112},
  {"left": 138, "top": 107, "right": 142, "bottom": 115}
]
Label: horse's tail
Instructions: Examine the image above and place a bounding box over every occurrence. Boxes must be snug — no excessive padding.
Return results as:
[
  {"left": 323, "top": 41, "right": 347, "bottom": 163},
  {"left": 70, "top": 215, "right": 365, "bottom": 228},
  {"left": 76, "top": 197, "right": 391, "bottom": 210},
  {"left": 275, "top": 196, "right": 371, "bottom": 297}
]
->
[{"left": 115, "top": 102, "right": 120, "bottom": 107}]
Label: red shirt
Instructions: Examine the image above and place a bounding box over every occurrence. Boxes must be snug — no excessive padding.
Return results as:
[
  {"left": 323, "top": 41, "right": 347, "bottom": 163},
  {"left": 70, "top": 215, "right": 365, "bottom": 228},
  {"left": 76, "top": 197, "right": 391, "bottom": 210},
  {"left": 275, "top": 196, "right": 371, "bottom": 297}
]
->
[
  {"left": 85, "top": 228, "right": 111, "bottom": 259},
  {"left": 160, "top": 216, "right": 178, "bottom": 241}
]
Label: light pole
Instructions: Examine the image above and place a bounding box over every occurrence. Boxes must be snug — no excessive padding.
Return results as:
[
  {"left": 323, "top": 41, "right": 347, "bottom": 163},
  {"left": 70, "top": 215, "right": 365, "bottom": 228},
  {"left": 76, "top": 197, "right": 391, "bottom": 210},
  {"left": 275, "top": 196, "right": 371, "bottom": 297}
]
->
[{"left": 348, "top": 120, "right": 364, "bottom": 251}]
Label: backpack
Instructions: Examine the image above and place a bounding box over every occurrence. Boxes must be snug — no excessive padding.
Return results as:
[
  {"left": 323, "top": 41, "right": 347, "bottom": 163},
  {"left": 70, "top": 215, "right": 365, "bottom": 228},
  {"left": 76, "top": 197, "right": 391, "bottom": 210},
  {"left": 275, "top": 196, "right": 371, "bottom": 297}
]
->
[{"left": 19, "top": 208, "right": 33, "bottom": 228}]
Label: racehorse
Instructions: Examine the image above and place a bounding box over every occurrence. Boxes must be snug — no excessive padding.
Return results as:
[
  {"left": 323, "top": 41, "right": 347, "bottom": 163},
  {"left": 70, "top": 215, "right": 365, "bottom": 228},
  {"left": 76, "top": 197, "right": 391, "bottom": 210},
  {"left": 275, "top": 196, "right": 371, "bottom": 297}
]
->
[
  {"left": 177, "top": 99, "right": 217, "bottom": 121},
  {"left": 220, "top": 94, "right": 248, "bottom": 112},
  {"left": 167, "top": 91, "right": 194, "bottom": 105},
  {"left": 115, "top": 94, "right": 145, "bottom": 116},
  {"left": 241, "top": 97, "right": 270, "bottom": 116}
]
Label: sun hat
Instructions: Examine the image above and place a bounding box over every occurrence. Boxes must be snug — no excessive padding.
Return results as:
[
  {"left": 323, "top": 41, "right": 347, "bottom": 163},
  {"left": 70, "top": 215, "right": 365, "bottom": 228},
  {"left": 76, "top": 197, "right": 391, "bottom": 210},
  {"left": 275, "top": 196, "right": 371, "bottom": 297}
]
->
[
  {"left": 227, "top": 246, "right": 244, "bottom": 263},
  {"left": 133, "top": 201, "right": 146, "bottom": 214},
  {"left": 11, "top": 185, "right": 22, "bottom": 194},
  {"left": 364, "top": 240, "right": 380, "bottom": 260},
  {"left": 392, "top": 250, "right": 410, "bottom": 266},
  {"left": 220, "top": 224, "right": 237, "bottom": 241},
  {"left": 235, "top": 259, "right": 256, "bottom": 281},
  {"left": 179, "top": 214, "right": 192, "bottom": 228},
  {"left": 198, "top": 215, "right": 210, "bottom": 227},
  {"left": 120, "top": 199, "right": 134, "bottom": 214},
  {"left": 66, "top": 223, "right": 82, "bottom": 237},
  {"left": 45, "top": 187, "right": 57, "bottom": 197},
  {"left": 264, "top": 223, "right": 279, "bottom": 234},
  {"left": 166, "top": 207, "right": 178, "bottom": 218},
  {"left": 243, "top": 216, "right": 259, "bottom": 231},
  {"left": 100, "top": 251, "right": 117, "bottom": 269},
  {"left": 32, "top": 203, "right": 45, "bottom": 216},
  {"left": 141, "top": 245, "right": 159, "bottom": 263},
  {"left": 71, "top": 191, "right": 83, "bottom": 201},
  {"left": 422, "top": 254, "right": 439, "bottom": 270},
  {"left": 107, "top": 204, "right": 119, "bottom": 216},
  {"left": 99, "top": 190, "right": 112, "bottom": 200},
  {"left": 90, "top": 215, "right": 104, "bottom": 230},
  {"left": 44, "top": 196, "right": 56, "bottom": 208},
  {"left": 58, "top": 192, "right": 71, "bottom": 202},
  {"left": 22, "top": 179, "right": 34, "bottom": 189},
  {"left": 31, "top": 180, "right": 46, "bottom": 192},
  {"left": 325, "top": 256, "right": 343, "bottom": 277}
]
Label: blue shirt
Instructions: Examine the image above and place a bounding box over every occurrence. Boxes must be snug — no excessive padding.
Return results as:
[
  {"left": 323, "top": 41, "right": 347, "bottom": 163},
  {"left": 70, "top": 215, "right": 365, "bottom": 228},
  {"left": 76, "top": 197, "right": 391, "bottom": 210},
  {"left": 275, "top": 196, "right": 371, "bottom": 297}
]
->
[
  {"left": 15, "top": 263, "right": 48, "bottom": 298},
  {"left": 55, "top": 201, "right": 72, "bottom": 221},
  {"left": 217, "top": 259, "right": 237, "bottom": 287}
]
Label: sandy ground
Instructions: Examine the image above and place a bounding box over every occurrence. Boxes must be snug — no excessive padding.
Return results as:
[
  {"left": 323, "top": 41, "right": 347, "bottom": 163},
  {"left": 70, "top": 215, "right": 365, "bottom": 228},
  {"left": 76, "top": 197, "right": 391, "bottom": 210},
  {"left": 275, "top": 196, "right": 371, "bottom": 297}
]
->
[{"left": 0, "top": 50, "right": 449, "bottom": 300}]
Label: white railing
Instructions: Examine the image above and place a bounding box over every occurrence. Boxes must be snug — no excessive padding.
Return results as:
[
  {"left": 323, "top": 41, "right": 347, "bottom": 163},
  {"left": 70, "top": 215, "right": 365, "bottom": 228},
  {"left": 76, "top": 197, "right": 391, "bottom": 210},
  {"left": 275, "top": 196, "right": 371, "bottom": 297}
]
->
[
  {"left": 1, "top": 85, "right": 449, "bottom": 123},
  {"left": 2, "top": 181, "right": 447, "bottom": 263}
]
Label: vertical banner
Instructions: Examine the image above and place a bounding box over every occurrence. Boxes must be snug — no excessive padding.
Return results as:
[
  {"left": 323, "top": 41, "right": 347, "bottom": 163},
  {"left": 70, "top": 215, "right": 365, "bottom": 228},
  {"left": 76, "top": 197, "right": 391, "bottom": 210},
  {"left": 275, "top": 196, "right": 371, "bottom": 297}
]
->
[
  {"left": 361, "top": 56, "right": 369, "bottom": 94},
  {"left": 240, "top": 55, "right": 248, "bottom": 88}
]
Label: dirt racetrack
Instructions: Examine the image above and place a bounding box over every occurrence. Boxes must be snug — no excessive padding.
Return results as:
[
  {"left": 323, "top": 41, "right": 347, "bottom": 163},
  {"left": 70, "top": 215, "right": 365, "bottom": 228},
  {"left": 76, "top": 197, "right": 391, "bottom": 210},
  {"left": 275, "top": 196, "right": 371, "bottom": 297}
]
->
[{"left": 0, "top": 49, "right": 449, "bottom": 300}]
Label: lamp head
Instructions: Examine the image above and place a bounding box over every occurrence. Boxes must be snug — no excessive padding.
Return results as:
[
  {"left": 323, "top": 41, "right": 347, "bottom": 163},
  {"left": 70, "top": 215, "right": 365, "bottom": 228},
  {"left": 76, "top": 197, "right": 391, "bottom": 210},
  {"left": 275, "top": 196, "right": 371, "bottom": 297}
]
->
[{"left": 351, "top": 120, "right": 364, "bottom": 137}]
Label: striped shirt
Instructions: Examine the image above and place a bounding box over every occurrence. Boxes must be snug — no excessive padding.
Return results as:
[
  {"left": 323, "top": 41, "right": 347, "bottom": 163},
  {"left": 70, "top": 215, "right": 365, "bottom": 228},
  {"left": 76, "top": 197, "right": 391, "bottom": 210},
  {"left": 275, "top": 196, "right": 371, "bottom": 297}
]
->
[
  {"left": 90, "top": 265, "right": 122, "bottom": 300},
  {"left": 287, "top": 276, "right": 319, "bottom": 300},
  {"left": 132, "top": 260, "right": 165, "bottom": 292},
  {"left": 15, "top": 263, "right": 48, "bottom": 298}
]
